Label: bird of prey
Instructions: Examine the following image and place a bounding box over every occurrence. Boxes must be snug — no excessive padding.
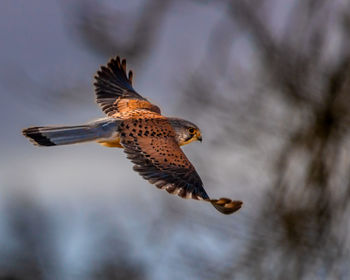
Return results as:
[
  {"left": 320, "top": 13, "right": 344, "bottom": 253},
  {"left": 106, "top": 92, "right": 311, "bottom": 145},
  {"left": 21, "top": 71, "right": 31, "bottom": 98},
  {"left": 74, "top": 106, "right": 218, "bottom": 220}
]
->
[{"left": 22, "top": 56, "right": 242, "bottom": 214}]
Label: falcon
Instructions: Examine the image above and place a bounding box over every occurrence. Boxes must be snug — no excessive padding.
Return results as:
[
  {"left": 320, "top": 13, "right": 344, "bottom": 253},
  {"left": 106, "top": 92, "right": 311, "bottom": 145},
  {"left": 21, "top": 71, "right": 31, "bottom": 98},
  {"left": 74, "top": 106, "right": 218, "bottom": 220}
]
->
[{"left": 22, "top": 56, "right": 242, "bottom": 214}]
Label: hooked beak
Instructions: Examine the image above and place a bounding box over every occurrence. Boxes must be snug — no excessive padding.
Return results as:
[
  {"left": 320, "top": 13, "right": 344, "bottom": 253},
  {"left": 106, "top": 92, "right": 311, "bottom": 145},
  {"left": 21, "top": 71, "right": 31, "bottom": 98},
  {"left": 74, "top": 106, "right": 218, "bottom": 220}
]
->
[{"left": 197, "top": 134, "right": 202, "bottom": 142}]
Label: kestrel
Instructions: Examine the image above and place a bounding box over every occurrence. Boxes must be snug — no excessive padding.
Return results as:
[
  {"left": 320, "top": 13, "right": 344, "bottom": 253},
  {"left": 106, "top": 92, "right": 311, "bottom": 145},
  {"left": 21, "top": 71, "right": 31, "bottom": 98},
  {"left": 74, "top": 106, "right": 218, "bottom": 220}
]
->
[{"left": 22, "top": 56, "right": 242, "bottom": 214}]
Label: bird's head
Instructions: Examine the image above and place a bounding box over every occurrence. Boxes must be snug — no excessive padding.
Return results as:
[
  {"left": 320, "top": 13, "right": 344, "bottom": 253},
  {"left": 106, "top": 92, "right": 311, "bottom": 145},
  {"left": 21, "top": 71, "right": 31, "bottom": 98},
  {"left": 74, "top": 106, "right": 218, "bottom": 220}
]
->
[{"left": 168, "top": 118, "right": 202, "bottom": 146}]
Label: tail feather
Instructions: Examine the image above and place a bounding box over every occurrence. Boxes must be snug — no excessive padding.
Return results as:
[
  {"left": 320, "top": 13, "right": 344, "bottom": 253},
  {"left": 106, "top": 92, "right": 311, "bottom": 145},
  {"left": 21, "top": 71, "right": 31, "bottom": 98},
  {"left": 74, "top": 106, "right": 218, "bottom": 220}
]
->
[
  {"left": 22, "top": 127, "right": 57, "bottom": 146},
  {"left": 22, "top": 119, "right": 120, "bottom": 146}
]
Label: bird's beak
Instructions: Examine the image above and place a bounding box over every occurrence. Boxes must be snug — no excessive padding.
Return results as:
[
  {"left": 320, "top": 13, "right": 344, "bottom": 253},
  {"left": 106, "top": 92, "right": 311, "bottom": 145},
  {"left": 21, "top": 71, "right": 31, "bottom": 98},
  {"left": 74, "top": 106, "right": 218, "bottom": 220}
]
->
[{"left": 197, "top": 134, "right": 202, "bottom": 142}]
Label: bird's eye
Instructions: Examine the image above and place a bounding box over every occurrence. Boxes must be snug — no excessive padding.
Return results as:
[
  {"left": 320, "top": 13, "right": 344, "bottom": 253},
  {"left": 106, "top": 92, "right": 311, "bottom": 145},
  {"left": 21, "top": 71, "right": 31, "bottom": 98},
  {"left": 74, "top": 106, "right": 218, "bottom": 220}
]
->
[{"left": 189, "top": 128, "right": 195, "bottom": 134}]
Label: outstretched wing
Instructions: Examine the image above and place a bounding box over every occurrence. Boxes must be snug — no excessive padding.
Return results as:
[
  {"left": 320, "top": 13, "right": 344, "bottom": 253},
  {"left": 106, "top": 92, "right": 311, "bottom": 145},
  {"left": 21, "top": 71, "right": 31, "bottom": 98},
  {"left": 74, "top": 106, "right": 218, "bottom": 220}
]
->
[
  {"left": 119, "top": 117, "right": 242, "bottom": 215},
  {"left": 94, "top": 56, "right": 161, "bottom": 116}
]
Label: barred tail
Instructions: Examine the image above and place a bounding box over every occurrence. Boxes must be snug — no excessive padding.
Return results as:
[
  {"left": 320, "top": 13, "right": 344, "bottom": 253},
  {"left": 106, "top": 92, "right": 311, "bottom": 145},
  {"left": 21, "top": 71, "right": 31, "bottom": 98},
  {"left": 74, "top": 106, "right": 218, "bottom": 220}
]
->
[{"left": 22, "top": 118, "right": 119, "bottom": 147}]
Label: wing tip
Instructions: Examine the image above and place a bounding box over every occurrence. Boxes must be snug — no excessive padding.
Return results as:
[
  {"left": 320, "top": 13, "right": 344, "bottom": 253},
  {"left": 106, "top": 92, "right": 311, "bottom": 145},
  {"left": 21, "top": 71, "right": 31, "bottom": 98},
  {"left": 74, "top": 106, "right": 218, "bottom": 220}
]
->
[
  {"left": 210, "top": 198, "right": 243, "bottom": 215},
  {"left": 102, "top": 55, "right": 133, "bottom": 84}
]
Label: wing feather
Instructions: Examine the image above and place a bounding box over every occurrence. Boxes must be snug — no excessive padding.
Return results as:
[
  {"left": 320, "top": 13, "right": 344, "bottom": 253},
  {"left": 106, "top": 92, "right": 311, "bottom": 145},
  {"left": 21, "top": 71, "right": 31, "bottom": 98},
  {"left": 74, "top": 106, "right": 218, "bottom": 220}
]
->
[
  {"left": 94, "top": 56, "right": 160, "bottom": 116},
  {"left": 120, "top": 117, "right": 242, "bottom": 214}
]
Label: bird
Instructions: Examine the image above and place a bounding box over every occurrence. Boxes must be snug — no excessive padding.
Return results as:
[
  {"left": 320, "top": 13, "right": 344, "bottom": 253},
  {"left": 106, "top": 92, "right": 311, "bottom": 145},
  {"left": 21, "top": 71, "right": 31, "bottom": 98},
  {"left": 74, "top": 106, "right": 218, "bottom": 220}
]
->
[{"left": 22, "top": 56, "right": 242, "bottom": 215}]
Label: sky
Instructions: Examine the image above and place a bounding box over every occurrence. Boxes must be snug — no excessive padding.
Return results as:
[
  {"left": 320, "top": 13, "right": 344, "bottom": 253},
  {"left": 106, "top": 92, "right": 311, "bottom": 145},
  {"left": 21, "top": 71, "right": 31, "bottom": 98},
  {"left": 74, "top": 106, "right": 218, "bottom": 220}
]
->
[{"left": 3, "top": 0, "right": 345, "bottom": 279}]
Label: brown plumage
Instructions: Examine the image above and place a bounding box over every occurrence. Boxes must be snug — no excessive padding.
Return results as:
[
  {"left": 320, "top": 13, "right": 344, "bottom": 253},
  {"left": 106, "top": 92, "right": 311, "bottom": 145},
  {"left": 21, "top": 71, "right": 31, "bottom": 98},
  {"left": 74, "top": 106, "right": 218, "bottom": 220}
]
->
[{"left": 22, "top": 56, "right": 243, "bottom": 215}]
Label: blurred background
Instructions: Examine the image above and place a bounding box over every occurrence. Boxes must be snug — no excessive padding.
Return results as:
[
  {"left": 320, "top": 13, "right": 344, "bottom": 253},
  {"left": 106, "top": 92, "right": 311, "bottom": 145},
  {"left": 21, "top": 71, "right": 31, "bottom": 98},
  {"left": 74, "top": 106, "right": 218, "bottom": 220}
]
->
[{"left": 1, "top": 0, "right": 350, "bottom": 279}]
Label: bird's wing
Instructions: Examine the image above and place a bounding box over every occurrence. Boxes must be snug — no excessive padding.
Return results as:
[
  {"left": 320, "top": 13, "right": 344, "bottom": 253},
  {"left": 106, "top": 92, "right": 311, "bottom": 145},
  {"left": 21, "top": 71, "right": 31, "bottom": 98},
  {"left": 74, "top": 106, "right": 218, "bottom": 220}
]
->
[
  {"left": 94, "top": 56, "right": 161, "bottom": 116},
  {"left": 119, "top": 117, "right": 242, "bottom": 214}
]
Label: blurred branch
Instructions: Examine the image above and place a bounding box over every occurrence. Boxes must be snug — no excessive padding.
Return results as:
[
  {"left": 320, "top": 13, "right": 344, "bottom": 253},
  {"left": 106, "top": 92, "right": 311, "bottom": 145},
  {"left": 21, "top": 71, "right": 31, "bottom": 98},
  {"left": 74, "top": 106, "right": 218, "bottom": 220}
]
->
[
  {"left": 69, "top": 0, "right": 173, "bottom": 61},
  {"left": 179, "top": 0, "right": 350, "bottom": 279}
]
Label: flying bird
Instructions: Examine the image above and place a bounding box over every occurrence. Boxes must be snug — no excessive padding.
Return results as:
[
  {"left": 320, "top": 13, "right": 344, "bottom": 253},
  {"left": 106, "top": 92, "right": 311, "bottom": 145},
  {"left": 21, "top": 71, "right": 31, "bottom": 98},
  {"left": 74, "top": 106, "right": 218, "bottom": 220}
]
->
[{"left": 22, "top": 56, "right": 242, "bottom": 214}]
